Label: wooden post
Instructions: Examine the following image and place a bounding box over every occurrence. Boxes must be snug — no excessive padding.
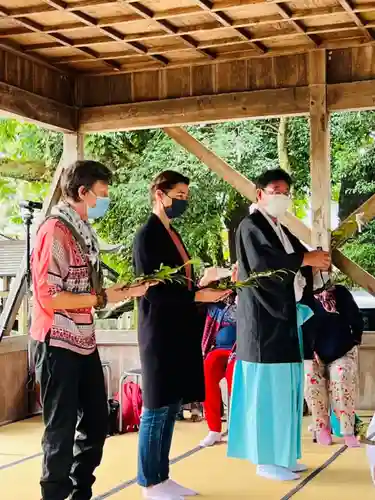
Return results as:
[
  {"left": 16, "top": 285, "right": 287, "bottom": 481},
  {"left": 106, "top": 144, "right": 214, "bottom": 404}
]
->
[
  {"left": 309, "top": 50, "right": 331, "bottom": 250},
  {"left": 164, "top": 126, "right": 312, "bottom": 246},
  {"left": 0, "top": 133, "right": 84, "bottom": 341}
]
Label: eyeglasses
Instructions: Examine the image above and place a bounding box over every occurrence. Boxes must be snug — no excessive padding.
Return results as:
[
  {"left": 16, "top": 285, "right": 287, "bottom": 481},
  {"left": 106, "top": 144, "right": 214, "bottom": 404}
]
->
[{"left": 263, "top": 189, "right": 291, "bottom": 198}]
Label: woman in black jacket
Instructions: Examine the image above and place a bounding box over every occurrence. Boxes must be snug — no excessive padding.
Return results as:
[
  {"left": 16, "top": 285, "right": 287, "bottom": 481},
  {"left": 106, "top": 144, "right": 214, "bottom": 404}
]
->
[
  {"left": 304, "top": 283, "right": 363, "bottom": 448},
  {"left": 133, "top": 170, "right": 229, "bottom": 500}
]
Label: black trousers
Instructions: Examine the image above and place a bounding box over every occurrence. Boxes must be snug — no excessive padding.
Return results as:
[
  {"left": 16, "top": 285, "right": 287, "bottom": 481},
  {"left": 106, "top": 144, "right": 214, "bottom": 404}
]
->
[{"left": 34, "top": 342, "right": 108, "bottom": 500}]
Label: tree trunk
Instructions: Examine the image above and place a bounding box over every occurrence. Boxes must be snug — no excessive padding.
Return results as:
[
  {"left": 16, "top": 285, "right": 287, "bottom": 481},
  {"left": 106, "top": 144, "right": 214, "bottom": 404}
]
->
[
  {"left": 277, "top": 117, "right": 292, "bottom": 175},
  {"left": 225, "top": 194, "right": 249, "bottom": 264},
  {"left": 277, "top": 117, "right": 297, "bottom": 214}
]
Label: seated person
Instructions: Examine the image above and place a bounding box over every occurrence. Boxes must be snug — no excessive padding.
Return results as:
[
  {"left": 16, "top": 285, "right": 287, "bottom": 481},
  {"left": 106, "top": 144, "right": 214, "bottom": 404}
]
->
[{"left": 200, "top": 293, "right": 237, "bottom": 447}]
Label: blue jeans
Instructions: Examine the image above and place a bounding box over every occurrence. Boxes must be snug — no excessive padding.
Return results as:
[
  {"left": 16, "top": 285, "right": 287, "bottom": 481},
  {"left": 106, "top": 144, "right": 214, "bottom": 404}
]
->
[{"left": 137, "top": 403, "right": 180, "bottom": 487}]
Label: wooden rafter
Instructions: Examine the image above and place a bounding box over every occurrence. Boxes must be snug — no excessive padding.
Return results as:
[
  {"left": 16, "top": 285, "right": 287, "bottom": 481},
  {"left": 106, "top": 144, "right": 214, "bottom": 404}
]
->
[
  {"left": 336, "top": 0, "right": 374, "bottom": 42},
  {"left": 41, "top": 0, "right": 168, "bottom": 67},
  {"left": 0, "top": 4, "right": 121, "bottom": 71},
  {"left": 123, "top": 1, "right": 216, "bottom": 60},
  {"left": 191, "top": 0, "right": 266, "bottom": 54},
  {"left": 0, "top": 0, "right": 373, "bottom": 73},
  {"left": 22, "top": 23, "right": 356, "bottom": 57},
  {"left": 272, "top": 3, "right": 319, "bottom": 48}
]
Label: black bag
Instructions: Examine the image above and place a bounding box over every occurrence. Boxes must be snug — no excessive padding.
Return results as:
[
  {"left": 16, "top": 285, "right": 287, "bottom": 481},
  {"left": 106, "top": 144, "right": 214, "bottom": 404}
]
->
[{"left": 108, "top": 399, "right": 120, "bottom": 436}]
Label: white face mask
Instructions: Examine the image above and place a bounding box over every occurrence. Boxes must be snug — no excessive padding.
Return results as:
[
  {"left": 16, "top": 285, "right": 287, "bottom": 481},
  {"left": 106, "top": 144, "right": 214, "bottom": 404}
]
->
[{"left": 263, "top": 194, "right": 291, "bottom": 218}]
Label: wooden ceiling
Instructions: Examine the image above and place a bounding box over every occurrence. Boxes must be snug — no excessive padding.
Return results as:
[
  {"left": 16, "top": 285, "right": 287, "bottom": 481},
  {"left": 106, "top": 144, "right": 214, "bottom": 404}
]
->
[{"left": 2, "top": 0, "right": 375, "bottom": 75}]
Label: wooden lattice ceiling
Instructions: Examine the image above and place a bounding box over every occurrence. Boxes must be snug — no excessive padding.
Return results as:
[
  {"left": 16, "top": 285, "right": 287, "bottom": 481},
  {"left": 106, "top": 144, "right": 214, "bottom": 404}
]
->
[{"left": 1, "top": 0, "right": 375, "bottom": 74}]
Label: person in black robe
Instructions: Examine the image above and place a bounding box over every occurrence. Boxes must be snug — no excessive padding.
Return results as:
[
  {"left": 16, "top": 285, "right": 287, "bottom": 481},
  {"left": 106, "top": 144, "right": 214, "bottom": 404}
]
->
[
  {"left": 133, "top": 170, "right": 230, "bottom": 500},
  {"left": 227, "top": 168, "right": 331, "bottom": 482}
]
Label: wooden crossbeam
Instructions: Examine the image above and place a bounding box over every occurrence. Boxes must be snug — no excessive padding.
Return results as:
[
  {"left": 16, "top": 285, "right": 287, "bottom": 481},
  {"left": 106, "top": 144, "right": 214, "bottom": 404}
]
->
[
  {"left": 163, "top": 126, "right": 312, "bottom": 246},
  {"left": 0, "top": 133, "right": 84, "bottom": 341},
  {"left": 123, "top": 1, "right": 216, "bottom": 60},
  {"left": 192, "top": 0, "right": 266, "bottom": 54},
  {"left": 79, "top": 86, "right": 310, "bottom": 132},
  {"left": 19, "top": 21, "right": 360, "bottom": 63},
  {"left": 0, "top": 4, "right": 119, "bottom": 72},
  {"left": 337, "top": 0, "right": 374, "bottom": 42},
  {"left": 332, "top": 249, "right": 375, "bottom": 295},
  {"left": 1, "top": 4, "right": 368, "bottom": 38},
  {"left": 273, "top": 3, "right": 319, "bottom": 48},
  {"left": 41, "top": 0, "right": 167, "bottom": 68},
  {"left": 331, "top": 192, "right": 375, "bottom": 249},
  {"left": 0, "top": 81, "right": 77, "bottom": 132},
  {"left": 0, "top": 0, "right": 371, "bottom": 71}
]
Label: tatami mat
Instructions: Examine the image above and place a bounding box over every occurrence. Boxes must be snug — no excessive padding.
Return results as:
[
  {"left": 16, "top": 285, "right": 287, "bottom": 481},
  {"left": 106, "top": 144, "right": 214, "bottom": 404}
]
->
[{"left": 0, "top": 417, "right": 374, "bottom": 500}]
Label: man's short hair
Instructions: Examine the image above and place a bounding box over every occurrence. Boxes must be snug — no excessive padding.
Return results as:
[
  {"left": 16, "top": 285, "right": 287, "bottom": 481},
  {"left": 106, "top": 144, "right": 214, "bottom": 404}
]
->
[
  {"left": 255, "top": 168, "right": 293, "bottom": 190},
  {"left": 61, "top": 161, "right": 112, "bottom": 202}
]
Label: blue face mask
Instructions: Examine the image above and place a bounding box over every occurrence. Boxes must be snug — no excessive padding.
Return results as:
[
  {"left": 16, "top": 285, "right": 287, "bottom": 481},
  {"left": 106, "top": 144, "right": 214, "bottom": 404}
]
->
[{"left": 87, "top": 195, "right": 110, "bottom": 220}]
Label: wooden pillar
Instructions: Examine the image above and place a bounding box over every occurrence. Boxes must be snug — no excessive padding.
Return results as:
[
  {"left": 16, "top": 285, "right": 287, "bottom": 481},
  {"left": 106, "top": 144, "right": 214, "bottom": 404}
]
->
[
  {"left": 0, "top": 132, "right": 84, "bottom": 340},
  {"left": 309, "top": 50, "right": 331, "bottom": 250}
]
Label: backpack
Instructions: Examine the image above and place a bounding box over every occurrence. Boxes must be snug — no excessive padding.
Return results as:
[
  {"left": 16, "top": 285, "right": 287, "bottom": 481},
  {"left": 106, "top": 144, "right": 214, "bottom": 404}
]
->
[{"left": 114, "top": 381, "right": 142, "bottom": 433}]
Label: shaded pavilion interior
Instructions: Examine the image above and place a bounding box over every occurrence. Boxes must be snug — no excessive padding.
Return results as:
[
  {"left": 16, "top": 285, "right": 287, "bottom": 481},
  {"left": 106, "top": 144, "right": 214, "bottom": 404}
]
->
[{"left": 1, "top": 0, "right": 375, "bottom": 498}]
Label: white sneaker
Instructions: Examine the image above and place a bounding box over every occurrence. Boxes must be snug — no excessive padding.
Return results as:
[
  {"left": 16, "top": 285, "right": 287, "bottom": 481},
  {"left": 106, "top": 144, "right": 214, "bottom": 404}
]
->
[
  {"left": 142, "top": 483, "right": 183, "bottom": 500},
  {"left": 200, "top": 431, "right": 222, "bottom": 447},
  {"left": 166, "top": 479, "right": 198, "bottom": 496},
  {"left": 256, "top": 464, "right": 300, "bottom": 481}
]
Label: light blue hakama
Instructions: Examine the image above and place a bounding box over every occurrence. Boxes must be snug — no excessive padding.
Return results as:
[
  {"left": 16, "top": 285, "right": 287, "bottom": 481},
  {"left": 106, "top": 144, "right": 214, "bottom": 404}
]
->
[{"left": 227, "top": 303, "right": 313, "bottom": 469}]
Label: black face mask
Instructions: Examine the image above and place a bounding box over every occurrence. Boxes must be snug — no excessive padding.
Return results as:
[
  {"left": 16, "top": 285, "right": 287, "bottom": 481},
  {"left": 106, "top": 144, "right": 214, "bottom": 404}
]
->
[{"left": 164, "top": 197, "right": 188, "bottom": 219}]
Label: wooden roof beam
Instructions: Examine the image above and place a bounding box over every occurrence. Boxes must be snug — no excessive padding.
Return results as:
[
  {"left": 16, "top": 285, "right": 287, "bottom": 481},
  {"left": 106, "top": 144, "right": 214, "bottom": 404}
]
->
[
  {"left": 0, "top": 3, "right": 120, "bottom": 71},
  {"left": 123, "top": 1, "right": 216, "bottom": 60},
  {"left": 192, "top": 0, "right": 266, "bottom": 54},
  {"left": 1, "top": 5, "right": 373, "bottom": 42},
  {"left": 7, "top": 0, "right": 375, "bottom": 24},
  {"left": 337, "top": 0, "right": 374, "bottom": 41},
  {"left": 273, "top": 3, "right": 319, "bottom": 48},
  {"left": 23, "top": 21, "right": 357, "bottom": 61},
  {"left": 42, "top": 0, "right": 168, "bottom": 67}
]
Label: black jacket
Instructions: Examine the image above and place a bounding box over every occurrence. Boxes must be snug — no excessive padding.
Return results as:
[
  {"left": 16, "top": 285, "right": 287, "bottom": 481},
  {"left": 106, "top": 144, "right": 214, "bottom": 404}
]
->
[
  {"left": 236, "top": 210, "right": 313, "bottom": 364},
  {"left": 133, "top": 214, "right": 204, "bottom": 409},
  {"left": 312, "top": 285, "right": 363, "bottom": 364}
]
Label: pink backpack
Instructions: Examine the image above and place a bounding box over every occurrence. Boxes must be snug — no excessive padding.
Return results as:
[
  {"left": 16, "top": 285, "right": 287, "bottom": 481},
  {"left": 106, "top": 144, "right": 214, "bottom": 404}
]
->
[{"left": 114, "top": 381, "right": 142, "bottom": 433}]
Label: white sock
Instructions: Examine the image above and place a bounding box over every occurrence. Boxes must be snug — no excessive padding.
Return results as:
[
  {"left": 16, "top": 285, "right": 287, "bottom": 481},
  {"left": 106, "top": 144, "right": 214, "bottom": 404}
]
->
[
  {"left": 290, "top": 463, "right": 308, "bottom": 473},
  {"left": 166, "top": 479, "right": 198, "bottom": 496},
  {"left": 200, "top": 431, "right": 222, "bottom": 447},
  {"left": 142, "top": 482, "right": 183, "bottom": 500},
  {"left": 256, "top": 464, "right": 300, "bottom": 481}
]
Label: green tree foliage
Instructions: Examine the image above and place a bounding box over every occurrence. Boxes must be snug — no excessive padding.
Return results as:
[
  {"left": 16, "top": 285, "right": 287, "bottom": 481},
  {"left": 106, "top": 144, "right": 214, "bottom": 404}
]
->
[
  {"left": 95, "top": 121, "right": 306, "bottom": 273},
  {"left": 2, "top": 112, "right": 375, "bottom": 286},
  {"left": 0, "top": 119, "right": 61, "bottom": 236}
]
